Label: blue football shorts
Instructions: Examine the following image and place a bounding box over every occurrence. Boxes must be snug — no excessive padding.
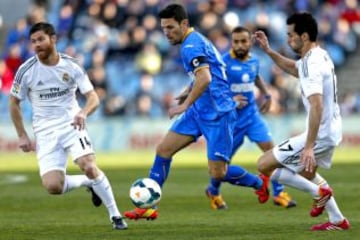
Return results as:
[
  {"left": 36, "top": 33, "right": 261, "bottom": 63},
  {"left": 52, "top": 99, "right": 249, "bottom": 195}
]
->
[
  {"left": 170, "top": 107, "right": 237, "bottom": 162},
  {"left": 232, "top": 111, "right": 272, "bottom": 155}
]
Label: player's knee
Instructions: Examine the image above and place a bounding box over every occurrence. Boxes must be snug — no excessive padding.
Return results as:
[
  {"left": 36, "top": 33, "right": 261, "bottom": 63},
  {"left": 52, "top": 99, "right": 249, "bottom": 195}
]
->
[
  {"left": 42, "top": 181, "right": 63, "bottom": 194},
  {"left": 82, "top": 164, "right": 100, "bottom": 179},
  {"left": 155, "top": 143, "right": 174, "bottom": 158},
  {"left": 257, "top": 157, "right": 273, "bottom": 176},
  {"left": 209, "top": 168, "right": 226, "bottom": 180}
]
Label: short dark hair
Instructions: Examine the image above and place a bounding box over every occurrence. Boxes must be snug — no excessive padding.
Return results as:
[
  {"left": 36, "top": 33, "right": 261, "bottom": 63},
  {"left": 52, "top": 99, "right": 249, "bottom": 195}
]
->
[
  {"left": 232, "top": 26, "right": 251, "bottom": 35},
  {"left": 158, "top": 4, "right": 188, "bottom": 24},
  {"left": 287, "top": 12, "right": 318, "bottom": 41},
  {"left": 29, "top": 22, "right": 56, "bottom": 38}
]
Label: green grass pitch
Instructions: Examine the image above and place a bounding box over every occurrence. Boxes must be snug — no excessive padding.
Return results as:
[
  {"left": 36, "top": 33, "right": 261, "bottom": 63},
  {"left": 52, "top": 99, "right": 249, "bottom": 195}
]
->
[{"left": 0, "top": 147, "right": 359, "bottom": 240}]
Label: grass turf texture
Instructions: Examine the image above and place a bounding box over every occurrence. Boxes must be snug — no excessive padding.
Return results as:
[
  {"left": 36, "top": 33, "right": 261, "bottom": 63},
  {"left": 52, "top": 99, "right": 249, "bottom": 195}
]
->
[{"left": 0, "top": 147, "right": 359, "bottom": 240}]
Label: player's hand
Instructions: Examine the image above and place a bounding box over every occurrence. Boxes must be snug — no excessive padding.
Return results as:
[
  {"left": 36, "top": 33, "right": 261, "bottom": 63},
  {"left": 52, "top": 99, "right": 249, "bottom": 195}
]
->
[
  {"left": 234, "top": 94, "right": 248, "bottom": 109},
  {"left": 300, "top": 148, "right": 316, "bottom": 173},
  {"left": 72, "top": 111, "right": 87, "bottom": 130},
  {"left": 19, "top": 134, "right": 35, "bottom": 152},
  {"left": 175, "top": 92, "right": 189, "bottom": 105},
  {"left": 253, "top": 31, "right": 271, "bottom": 53},
  {"left": 168, "top": 104, "right": 187, "bottom": 119},
  {"left": 175, "top": 88, "right": 191, "bottom": 105},
  {"left": 259, "top": 95, "right": 271, "bottom": 113}
]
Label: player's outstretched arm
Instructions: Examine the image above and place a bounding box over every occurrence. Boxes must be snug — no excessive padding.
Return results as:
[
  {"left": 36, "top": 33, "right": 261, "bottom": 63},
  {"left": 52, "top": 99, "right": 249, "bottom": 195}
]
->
[
  {"left": 9, "top": 95, "right": 34, "bottom": 152},
  {"left": 254, "top": 31, "right": 298, "bottom": 78}
]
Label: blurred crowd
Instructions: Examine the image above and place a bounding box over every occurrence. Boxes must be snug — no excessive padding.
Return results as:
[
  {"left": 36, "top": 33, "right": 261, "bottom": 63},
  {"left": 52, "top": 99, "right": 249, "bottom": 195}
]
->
[{"left": 0, "top": 0, "right": 359, "bottom": 121}]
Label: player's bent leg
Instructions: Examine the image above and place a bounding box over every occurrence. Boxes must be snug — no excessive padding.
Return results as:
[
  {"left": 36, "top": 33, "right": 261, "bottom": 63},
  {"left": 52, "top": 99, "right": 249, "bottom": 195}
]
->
[
  {"left": 76, "top": 154, "right": 104, "bottom": 206},
  {"left": 77, "top": 154, "right": 126, "bottom": 229},
  {"left": 124, "top": 207, "right": 158, "bottom": 220}
]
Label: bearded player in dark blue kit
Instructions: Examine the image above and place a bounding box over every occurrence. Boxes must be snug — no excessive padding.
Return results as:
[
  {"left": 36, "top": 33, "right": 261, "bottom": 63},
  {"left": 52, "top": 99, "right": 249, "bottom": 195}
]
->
[{"left": 124, "top": 4, "right": 269, "bottom": 220}]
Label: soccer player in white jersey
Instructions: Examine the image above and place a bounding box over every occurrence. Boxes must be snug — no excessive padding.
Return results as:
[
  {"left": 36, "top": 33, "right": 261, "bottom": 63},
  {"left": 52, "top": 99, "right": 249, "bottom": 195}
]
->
[
  {"left": 254, "top": 12, "right": 350, "bottom": 230},
  {"left": 9, "top": 22, "right": 127, "bottom": 230}
]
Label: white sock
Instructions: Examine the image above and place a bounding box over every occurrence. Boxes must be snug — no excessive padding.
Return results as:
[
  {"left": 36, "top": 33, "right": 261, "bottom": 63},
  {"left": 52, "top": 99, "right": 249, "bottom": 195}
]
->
[
  {"left": 62, "top": 175, "right": 93, "bottom": 193},
  {"left": 271, "top": 168, "right": 319, "bottom": 197},
  {"left": 311, "top": 173, "right": 345, "bottom": 223},
  {"left": 92, "top": 173, "right": 121, "bottom": 219}
]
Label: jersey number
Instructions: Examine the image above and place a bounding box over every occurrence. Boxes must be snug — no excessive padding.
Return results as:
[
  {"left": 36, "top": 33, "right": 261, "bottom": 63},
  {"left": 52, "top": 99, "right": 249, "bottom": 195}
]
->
[
  {"left": 278, "top": 140, "right": 293, "bottom": 152},
  {"left": 79, "top": 137, "right": 91, "bottom": 150}
]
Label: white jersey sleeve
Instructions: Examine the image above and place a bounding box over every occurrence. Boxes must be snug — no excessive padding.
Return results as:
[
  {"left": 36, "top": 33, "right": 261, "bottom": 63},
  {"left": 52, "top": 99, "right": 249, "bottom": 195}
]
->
[
  {"left": 10, "top": 57, "right": 37, "bottom": 100},
  {"left": 71, "top": 58, "right": 93, "bottom": 94}
]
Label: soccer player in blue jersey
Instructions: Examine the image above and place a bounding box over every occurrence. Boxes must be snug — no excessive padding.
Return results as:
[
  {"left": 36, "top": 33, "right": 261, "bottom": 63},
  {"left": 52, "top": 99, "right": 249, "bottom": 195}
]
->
[
  {"left": 124, "top": 4, "right": 269, "bottom": 220},
  {"left": 205, "top": 26, "right": 297, "bottom": 210}
]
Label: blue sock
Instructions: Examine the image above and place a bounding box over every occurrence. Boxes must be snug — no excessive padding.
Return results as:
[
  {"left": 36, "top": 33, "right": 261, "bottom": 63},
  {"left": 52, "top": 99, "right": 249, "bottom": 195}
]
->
[
  {"left": 223, "top": 165, "right": 262, "bottom": 189},
  {"left": 271, "top": 180, "right": 284, "bottom": 197},
  {"left": 148, "top": 155, "right": 172, "bottom": 187},
  {"left": 207, "top": 178, "right": 222, "bottom": 196}
]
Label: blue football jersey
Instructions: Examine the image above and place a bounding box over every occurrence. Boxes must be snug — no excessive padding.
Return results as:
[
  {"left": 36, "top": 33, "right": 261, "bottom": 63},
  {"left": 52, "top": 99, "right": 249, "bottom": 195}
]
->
[
  {"left": 180, "top": 29, "right": 236, "bottom": 120},
  {"left": 222, "top": 50, "right": 260, "bottom": 127}
]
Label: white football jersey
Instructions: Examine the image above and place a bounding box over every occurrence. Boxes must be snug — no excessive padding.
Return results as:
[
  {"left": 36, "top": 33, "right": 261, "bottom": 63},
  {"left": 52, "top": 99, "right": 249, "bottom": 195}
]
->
[
  {"left": 295, "top": 46, "right": 342, "bottom": 145},
  {"left": 10, "top": 53, "right": 94, "bottom": 134}
]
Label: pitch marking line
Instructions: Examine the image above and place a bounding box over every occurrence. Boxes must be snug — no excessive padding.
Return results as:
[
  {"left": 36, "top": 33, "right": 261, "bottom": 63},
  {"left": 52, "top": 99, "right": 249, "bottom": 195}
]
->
[{"left": 0, "top": 174, "right": 28, "bottom": 185}]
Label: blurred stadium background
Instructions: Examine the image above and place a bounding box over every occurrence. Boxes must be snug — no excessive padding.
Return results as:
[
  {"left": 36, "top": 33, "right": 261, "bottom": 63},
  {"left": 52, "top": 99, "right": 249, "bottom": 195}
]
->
[
  {"left": 1, "top": 2, "right": 360, "bottom": 238},
  {"left": 0, "top": 0, "right": 360, "bottom": 153}
]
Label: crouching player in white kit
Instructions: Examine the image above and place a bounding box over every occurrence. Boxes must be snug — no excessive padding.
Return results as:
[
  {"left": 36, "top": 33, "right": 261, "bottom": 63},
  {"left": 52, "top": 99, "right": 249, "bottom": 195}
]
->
[
  {"left": 254, "top": 12, "right": 350, "bottom": 230},
  {"left": 9, "top": 22, "right": 127, "bottom": 230}
]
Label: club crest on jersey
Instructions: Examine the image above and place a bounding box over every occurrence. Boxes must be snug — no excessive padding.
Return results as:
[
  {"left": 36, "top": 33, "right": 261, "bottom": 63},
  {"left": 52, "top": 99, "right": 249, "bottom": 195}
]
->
[{"left": 62, "top": 73, "right": 71, "bottom": 82}]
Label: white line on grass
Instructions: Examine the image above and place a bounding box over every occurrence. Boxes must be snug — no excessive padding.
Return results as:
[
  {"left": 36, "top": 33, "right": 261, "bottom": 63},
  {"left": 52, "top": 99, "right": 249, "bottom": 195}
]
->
[{"left": 0, "top": 174, "right": 28, "bottom": 185}]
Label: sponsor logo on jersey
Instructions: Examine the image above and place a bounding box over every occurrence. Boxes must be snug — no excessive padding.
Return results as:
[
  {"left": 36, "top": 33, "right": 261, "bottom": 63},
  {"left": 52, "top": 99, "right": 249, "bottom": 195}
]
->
[
  {"left": 231, "top": 66, "right": 242, "bottom": 71},
  {"left": 11, "top": 84, "right": 20, "bottom": 94}
]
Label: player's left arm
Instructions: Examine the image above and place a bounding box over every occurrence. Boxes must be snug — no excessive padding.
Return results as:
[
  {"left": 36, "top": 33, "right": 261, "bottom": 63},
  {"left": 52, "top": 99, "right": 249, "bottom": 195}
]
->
[
  {"left": 255, "top": 75, "right": 271, "bottom": 113},
  {"left": 82, "top": 90, "right": 100, "bottom": 116},
  {"left": 302, "top": 93, "right": 322, "bottom": 172},
  {"left": 72, "top": 90, "right": 99, "bottom": 130}
]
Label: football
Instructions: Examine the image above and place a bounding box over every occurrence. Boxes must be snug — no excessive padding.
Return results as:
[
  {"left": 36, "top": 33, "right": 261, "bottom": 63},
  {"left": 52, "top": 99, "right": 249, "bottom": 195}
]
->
[{"left": 129, "top": 178, "right": 162, "bottom": 208}]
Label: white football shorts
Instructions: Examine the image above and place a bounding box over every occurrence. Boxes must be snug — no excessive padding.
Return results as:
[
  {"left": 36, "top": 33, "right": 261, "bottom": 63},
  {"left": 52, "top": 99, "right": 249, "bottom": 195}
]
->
[
  {"left": 273, "top": 132, "right": 335, "bottom": 173},
  {"left": 36, "top": 125, "right": 94, "bottom": 176}
]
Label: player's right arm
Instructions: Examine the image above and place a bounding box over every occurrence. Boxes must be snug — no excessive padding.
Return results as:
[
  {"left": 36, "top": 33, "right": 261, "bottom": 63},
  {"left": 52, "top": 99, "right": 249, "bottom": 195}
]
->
[
  {"left": 9, "top": 96, "right": 34, "bottom": 152},
  {"left": 254, "top": 31, "right": 298, "bottom": 77}
]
